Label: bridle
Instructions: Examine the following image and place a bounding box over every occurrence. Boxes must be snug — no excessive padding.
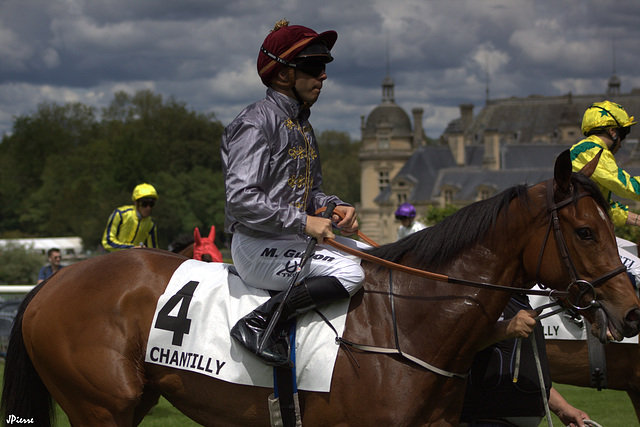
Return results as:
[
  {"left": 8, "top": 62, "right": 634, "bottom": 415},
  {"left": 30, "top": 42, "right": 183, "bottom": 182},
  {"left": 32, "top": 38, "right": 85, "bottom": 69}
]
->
[{"left": 535, "top": 178, "right": 626, "bottom": 311}]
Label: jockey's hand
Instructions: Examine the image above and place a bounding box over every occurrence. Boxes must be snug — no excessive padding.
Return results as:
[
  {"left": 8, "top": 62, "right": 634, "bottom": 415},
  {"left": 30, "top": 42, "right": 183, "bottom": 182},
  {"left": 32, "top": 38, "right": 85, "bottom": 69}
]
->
[
  {"left": 305, "top": 215, "right": 335, "bottom": 244},
  {"left": 505, "top": 309, "right": 539, "bottom": 339},
  {"left": 333, "top": 206, "right": 358, "bottom": 236}
]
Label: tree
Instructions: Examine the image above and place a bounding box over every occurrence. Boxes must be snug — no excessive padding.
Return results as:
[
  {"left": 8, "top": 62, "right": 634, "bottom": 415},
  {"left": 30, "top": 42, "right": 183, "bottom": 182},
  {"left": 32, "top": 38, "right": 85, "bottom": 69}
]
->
[
  {"left": 0, "top": 243, "right": 44, "bottom": 285},
  {"left": 0, "top": 102, "right": 99, "bottom": 234},
  {"left": 425, "top": 205, "right": 460, "bottom": 225},
  {"left": 317, "top": 130, "right": 361, "bottom": 204},
  {"left": 0, "top": 90, "right": 226, "bottom": 251}
]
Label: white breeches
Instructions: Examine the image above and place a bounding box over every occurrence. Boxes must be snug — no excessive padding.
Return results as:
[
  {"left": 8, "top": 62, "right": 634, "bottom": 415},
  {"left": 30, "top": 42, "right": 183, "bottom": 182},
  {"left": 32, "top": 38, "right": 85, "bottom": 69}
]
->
[{"left": 231, "top": 233, "right": 367, "bottom": 295}]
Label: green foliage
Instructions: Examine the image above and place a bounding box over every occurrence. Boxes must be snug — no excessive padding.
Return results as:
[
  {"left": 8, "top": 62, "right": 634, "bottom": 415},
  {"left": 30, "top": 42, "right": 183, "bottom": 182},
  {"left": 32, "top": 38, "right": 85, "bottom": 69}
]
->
[
  {"left": 0, "top": 90, "right": 226, "bottom": 250},
  {"left": 317, "top": 130, "right": 361, "bottom": 204},
  {"left": 424, "top": 205, "right": 460, "bottom": 225},
  {"left": 0, "top": 243, "right": 45, "bottom": 285}
]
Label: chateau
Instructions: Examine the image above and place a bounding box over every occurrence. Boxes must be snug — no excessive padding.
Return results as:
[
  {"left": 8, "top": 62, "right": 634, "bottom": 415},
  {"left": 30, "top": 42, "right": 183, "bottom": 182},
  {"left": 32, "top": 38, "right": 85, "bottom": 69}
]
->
[{"left": 358, "top": 73, "right": 640, "bottom": 244}]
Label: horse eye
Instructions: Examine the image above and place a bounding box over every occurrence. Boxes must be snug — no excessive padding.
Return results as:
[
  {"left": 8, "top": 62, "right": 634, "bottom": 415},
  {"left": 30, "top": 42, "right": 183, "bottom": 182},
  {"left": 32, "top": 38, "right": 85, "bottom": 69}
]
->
[{"left": 576, "top": 227, "right": 594, "bottom": 240}]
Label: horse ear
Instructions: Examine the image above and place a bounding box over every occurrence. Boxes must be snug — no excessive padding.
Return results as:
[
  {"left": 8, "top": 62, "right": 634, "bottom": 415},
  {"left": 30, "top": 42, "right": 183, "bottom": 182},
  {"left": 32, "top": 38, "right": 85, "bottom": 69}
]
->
[
  {"left": 194, "top": 227, "right": 202, "bottom": 244},
  {"left": 577, "top": 148, "right": 603, "bottom": 179},
  {"left": 554, "top": 149, "right": 573, "bottom": 193},
  {"left": 208, "top": 226, "right": 216, "bottom": 243}
]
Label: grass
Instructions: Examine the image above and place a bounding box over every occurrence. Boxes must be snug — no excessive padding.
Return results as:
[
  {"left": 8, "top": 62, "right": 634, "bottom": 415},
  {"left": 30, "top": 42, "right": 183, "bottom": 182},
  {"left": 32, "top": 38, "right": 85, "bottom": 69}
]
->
[
  {"left": 542, "top": 383, "right": 637, "bottom": 426},
  {"left": 1, "top": 359, "right": 638, "bottom": 426}
]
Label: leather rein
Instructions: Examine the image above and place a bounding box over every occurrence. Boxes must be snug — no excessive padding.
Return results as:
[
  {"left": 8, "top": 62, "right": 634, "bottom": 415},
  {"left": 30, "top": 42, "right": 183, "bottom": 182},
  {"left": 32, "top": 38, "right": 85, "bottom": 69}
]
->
[
  {"left": 315, "top": 179, "right": 625, "bottom": 378},
  {"left": 322, "top": 179, "right": 624, "bottom": 301}
]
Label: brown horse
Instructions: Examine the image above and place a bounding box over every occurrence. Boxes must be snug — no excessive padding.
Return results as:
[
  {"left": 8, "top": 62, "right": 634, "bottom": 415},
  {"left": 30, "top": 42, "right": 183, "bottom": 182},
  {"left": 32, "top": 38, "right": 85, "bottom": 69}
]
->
[
  {"left": 546, "top": 337, "right": 640, "bottom": 422},
  {"left": 3, "top": 151, "right": 640, "bottom": 426}
]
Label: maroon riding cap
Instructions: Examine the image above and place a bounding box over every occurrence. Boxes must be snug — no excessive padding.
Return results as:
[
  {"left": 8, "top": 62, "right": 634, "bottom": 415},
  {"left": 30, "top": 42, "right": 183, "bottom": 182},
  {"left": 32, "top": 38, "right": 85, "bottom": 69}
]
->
[{"left": 257, "top": 20, "right": 337, "bottom": 86}]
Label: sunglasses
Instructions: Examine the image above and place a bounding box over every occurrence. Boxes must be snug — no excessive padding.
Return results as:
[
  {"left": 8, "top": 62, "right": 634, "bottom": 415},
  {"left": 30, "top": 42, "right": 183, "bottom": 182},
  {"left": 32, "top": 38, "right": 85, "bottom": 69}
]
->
[
  {"left": 294, "top": 60, "right": 326, "bottom": 78},
  {"left": 139, "top": 200, "right": 155, "bottom": 208},
  {"left": 620, "top": 127, "right": 630, "bottom": 141}
]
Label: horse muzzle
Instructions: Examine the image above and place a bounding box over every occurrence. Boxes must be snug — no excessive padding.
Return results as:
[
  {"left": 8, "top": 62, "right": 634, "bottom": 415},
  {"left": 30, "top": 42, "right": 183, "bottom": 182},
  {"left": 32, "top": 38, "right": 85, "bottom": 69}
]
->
[{"left": 588, "top": 303, "right": 640, "bottom": 343}]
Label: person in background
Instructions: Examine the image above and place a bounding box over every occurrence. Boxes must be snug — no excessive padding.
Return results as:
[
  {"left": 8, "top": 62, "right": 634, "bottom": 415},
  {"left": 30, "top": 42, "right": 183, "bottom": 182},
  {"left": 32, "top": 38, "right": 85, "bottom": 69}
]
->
[
  {"left": 102, "top": 183, "right": 159, "bottom": 252},
  {"left": 459, "top": 295, "right": 590, "bottom": 427},
  {"left": 570, "top": 100, "right": 640, "bottom": 227},
  {"left": 395, "top": 202, "right": 426, "bottom": 240},
  {"left": 37, "top": 247, "right": 63, "bottom": 283},
  {"left": 222, "top": 19, "right": 365, "bottom": 367}
]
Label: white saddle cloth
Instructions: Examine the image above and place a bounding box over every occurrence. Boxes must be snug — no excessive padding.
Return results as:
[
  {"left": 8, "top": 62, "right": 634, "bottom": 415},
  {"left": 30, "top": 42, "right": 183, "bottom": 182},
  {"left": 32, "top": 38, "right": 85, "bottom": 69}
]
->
[{"left": 144, "top": 260, "right": 349, "bottom": 392}]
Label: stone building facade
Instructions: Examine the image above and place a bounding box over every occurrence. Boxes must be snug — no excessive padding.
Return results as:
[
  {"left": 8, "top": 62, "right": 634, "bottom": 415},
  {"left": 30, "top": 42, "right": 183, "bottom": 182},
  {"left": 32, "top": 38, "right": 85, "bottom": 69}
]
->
[{"left": 358, "top": 74, "right": 640, "bottom": 244}]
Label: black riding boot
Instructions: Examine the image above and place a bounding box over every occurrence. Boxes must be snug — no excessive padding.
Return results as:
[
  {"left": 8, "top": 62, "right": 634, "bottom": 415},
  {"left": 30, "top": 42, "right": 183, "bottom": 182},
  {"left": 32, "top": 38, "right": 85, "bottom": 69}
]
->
[{"left": 230, "top": 276, "right": 350, "bottom": 366}]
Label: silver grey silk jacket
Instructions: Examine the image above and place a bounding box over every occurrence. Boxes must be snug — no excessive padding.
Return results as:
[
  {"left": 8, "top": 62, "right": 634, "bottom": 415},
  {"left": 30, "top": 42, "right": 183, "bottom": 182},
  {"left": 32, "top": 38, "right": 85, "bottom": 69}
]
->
[{"left": 221, "top": 88, "right": 348, "bottom": 238}]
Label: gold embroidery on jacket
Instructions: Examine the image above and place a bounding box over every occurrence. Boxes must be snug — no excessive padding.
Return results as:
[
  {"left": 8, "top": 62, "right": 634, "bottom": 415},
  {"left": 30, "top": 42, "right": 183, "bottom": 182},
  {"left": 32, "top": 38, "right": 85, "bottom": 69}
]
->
[
  {"left": 287, "top": 175, "right": 308, "bottom": 189},
  {"left": 285, "top": 117, "right": 317, "bottom": 211},
  {"left": 288, "top": 146, "right": 317, "bottom": 160},
  {"left": 284, "top": 118, "right": 297, "bottom": 130}
]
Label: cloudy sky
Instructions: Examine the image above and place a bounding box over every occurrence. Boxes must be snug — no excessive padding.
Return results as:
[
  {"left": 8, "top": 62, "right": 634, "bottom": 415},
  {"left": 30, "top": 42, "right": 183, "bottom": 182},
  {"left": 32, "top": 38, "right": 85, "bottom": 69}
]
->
[{"left": 2, "top": 0, "right": 640, "bottom": 141}]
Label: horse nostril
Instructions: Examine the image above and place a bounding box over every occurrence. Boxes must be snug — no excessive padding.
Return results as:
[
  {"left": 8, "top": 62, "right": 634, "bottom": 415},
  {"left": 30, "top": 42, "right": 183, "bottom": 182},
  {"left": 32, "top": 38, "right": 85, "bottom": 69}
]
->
[{"left": 625, "top": 307, "right": 640, "bottom": 326}]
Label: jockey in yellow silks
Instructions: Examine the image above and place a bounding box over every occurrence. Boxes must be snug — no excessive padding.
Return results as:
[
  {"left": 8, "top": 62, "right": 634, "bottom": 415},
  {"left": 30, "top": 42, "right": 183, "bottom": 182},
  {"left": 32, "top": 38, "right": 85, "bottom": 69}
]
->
[
  {"left": 102, "top": 183, "right": 159, "bottom": 251},
  {"left": 570, "top": 101, "right": 640, "bottom": 227}
]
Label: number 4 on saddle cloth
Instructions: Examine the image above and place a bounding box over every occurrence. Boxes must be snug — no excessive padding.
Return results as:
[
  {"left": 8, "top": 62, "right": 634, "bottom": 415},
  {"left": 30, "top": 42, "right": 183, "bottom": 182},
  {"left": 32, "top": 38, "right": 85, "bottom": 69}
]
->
[{"left": 144, "top": 260, "right": 349, "bottom": 392}]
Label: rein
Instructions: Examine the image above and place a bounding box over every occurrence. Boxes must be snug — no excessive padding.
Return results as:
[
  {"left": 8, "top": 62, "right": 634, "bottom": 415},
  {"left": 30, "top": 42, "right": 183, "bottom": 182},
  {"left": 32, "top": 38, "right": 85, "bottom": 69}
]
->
[
  {"left": 327, "top": 237, "right": 567, "bottom": 297},
  {"left": 323, "top": 179, "right": 624, "bottom": 300}
]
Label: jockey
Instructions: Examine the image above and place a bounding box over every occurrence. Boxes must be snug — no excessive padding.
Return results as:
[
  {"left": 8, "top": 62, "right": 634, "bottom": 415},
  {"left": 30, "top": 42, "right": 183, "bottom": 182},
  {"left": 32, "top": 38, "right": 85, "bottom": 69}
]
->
[
  {"left": 570, "top": 101, "right": 640, "bottom": 227},
  {"left": 395, "top": 202, "right": 427, "bottom": 240},
  {"left": 101, "top": 183, "right": 159, "bottom": 251},
  {"left": 221, "top": 19, "right": 365, "bottom": 367}
]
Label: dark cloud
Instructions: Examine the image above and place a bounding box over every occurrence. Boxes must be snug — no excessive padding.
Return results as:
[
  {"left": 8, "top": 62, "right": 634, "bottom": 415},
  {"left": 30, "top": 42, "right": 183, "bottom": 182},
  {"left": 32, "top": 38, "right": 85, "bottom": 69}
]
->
[{"left": 1, "top": 0, "right": 639, "bottom": 140}]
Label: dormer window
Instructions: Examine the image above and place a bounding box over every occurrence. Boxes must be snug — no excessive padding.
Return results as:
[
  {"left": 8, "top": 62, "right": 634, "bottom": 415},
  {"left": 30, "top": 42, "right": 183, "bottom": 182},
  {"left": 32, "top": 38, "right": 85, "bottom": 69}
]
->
[
  {"left": 379, "top": 171, "right": 389, "bottom": 192},
  {"left": 443, "top": 189, "right": 453, "bottom": 205},
  {"left": 378, "top": 131, "right": 390, "bottom": 149}
]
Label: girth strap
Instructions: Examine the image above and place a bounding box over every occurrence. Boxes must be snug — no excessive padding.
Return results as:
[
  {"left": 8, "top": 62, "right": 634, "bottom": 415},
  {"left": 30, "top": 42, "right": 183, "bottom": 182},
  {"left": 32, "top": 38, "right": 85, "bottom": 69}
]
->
[{"left": 316, "top": 270, "right": 469, "bottom": 380}]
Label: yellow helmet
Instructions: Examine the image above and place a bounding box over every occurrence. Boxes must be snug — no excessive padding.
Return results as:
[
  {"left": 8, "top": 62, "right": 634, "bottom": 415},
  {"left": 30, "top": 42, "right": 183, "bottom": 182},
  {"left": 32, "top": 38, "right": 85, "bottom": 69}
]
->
[
  {"left": 581, "top": 100, "right": 637, "bottom": 136},
  {"left": 131, "top": 183, "right": 159, "bottom": 201}
]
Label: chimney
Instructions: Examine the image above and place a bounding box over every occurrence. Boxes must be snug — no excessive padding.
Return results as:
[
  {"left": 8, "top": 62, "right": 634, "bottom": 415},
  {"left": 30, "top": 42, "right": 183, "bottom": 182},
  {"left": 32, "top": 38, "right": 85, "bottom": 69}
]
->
[
  {"left": 412, "top": 107, "right": 424, "bottom": 146},
  {"left": 447, "top": 131, "right": 465, "bottom": 166},
  {"left": 482, "top": 129, "right": 500, "bottom": 170},
  {"left": 460, "top": 103, "right": 474, "bottom": 132}
]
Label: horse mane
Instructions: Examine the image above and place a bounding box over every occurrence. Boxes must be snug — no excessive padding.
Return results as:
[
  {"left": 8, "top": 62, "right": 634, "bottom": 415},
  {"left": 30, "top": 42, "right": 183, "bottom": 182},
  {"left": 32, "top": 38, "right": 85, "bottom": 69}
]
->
[
  {"left": 168, "top": 234, "right": 193, "bottom": 253},
  {"left": 367, "top": 172, "right": 609, "bottom": 271}
]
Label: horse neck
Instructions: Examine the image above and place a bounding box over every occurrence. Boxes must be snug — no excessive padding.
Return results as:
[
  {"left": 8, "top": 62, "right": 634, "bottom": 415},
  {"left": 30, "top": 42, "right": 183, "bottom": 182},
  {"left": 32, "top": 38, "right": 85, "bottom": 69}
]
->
[{"left": 347, "top": 196, "right": 541, "bottom": 375}]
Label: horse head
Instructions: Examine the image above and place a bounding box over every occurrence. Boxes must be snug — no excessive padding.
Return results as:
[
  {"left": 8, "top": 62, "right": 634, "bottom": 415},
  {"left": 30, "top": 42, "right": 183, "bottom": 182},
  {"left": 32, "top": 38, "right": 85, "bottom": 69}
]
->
[
  {"left": 193, "top": 226, "right": 223, "bottom": 263},
  {"left": 532, "top": 149, "right": 640, "bottom": 342}
]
